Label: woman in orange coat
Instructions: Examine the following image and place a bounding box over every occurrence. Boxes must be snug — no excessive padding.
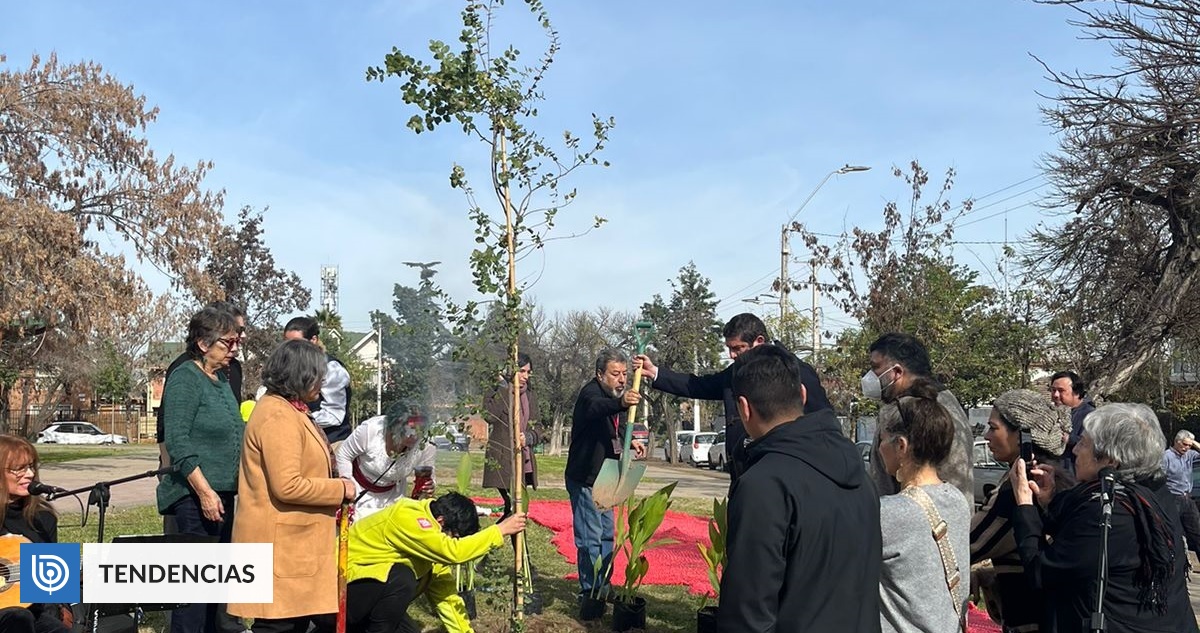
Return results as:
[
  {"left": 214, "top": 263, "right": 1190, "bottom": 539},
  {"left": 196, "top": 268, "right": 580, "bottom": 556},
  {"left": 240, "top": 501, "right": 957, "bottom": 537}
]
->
[{"left": 228, "top": 340, "right": 355, "bottom": 633}]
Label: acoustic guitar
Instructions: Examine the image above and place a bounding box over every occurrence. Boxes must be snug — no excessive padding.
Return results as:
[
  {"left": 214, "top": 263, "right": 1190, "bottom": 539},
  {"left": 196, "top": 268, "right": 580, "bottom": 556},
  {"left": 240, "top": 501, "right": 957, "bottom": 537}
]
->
[{"left": 0, "top": 533, "right": 31, "bottom": 608}]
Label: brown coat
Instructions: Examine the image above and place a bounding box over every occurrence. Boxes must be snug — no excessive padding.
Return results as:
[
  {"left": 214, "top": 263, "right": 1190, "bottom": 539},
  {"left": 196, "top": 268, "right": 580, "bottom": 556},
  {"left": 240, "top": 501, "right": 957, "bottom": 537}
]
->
[
  {"left": 482, "top": 385, "right": 540, "bottom": 490},
  {"left": 227, "top": 394, "right": 346, "bottom": 620}
]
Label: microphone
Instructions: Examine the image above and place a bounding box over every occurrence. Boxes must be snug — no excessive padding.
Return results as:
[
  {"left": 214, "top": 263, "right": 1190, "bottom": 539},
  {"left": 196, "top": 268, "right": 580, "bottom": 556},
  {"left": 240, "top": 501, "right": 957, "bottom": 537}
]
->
[
  {"left": 29, "top": 481, "right": 68, "bottom": 498},
  {"left": 1098, "top": 467, "right": 1120, "bottom": 517}
]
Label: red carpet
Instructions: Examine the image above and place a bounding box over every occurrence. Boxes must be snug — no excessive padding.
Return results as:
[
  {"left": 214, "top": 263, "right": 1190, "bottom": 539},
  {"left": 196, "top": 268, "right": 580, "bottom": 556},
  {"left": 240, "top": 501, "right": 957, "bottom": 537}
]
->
[{"left": 475, "top": 497, "right": 1002, "bottom": 632}]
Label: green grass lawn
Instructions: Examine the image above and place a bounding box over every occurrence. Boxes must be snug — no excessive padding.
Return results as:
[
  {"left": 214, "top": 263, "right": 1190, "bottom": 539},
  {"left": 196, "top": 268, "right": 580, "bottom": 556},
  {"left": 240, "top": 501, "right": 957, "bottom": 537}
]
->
[{"left": 37, "top": 443, "right": 157, "bottom": 464}]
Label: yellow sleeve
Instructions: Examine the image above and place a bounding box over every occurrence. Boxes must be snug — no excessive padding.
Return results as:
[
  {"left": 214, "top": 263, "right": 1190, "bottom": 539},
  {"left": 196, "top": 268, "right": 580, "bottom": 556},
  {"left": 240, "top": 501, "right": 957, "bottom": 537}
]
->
[
  {"left": 386, "top": 516, "right": 503, "bottom": 566},
  {"left": 427, "top": 563, "right": 473, "bottom": 633}
]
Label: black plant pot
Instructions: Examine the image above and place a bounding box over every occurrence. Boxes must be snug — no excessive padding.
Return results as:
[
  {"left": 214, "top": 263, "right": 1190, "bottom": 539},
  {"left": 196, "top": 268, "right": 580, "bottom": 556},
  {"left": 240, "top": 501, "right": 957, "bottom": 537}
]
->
[
  {"left": 459, "top": 589, "right": 477, "bottom": 619},
  {"left": 697, "top": 605, "right": 718, "bottom": 633},
  {"left": 612, "top": 596, "right": 647, "bottom": 632},
  {"left": 579, "top": 595, "right": 607, "bottom": 622}
]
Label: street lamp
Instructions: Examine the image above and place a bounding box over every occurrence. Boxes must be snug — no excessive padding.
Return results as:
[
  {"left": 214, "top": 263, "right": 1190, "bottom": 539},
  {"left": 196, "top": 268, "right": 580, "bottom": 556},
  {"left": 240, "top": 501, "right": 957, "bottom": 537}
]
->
[{"left": 779, "top": 164, "right": 870, "bottom": 357}]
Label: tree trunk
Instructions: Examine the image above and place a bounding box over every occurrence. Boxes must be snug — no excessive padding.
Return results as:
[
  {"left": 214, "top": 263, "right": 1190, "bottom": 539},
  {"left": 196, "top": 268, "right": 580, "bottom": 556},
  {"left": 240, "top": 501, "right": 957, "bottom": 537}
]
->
[
  {"left": 549, "top": 412, "right": 565, "bottom": 456},
  {"left": 1091, "top": 245, "right": 1200, "bottom": 397}
]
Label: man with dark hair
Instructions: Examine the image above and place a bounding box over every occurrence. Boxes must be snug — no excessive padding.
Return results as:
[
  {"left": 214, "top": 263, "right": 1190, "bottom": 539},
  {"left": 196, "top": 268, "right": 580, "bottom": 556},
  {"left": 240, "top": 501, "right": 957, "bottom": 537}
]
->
[
  {"left": 634, "top": 312, "right": 830, "bottom": 484},
  {"left": 283, "top": 316, "right": 353, "bottom": 442},
  {"left": 346, "top": 492, "right": 526, "bottom": 633},
  {"left": 863, "top": 332, "right": 973, "bottom": 502},
  {"left": 1049, "top": 369, "right": 1095, "bottom": 473},
  {"left": 564, "top": 349, "right": 646, "bottom": 614},
  {"left": 719, "top": 345, "right": 881, "bottom": 633}
]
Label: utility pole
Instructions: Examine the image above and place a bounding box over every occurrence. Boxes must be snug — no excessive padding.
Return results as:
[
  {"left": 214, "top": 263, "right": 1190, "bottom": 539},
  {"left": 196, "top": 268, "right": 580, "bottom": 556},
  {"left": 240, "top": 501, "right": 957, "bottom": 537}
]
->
[
  {"left": 375, "top": 323, "right": 383, "bottom": 417},
  {"left": 811, "top": 266, "right": 819, "bottom": 359},
  {"left": 777, "top": 164, "right": 870, "bottom": 340},
  {"left": 780, "top": 225, "right": 790, "bottom": 324}
]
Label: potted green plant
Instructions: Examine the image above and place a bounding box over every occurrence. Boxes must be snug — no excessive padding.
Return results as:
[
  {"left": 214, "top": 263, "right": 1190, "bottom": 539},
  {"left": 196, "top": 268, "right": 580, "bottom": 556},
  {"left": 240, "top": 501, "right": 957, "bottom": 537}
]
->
[
  {"left": 695, "top": 497, "right": 727, "bottom": 633},
  {"left": 609, "top": 481, "right": 678, "bottom": 632}
]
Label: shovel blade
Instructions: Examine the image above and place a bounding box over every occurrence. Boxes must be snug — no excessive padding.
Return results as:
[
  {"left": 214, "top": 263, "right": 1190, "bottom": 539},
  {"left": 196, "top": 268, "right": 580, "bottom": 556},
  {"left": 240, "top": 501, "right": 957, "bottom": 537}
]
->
[
  {"left": 591, "top": 458, "right": 624, "bottom": 508},
  {"left": 614, "top": 462, "right": 647, "bottom": 504},
  {"left": 592, "top": 460, "right": 648, "bottom": 509}
]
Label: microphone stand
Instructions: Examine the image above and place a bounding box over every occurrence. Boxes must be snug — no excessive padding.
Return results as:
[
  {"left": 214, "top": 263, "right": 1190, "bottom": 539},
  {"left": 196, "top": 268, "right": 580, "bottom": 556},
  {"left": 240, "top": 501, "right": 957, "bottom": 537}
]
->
[
  {"left": 48, "top": 465, "right": 175, "bottom": 633},
  {"left": 48, "top": 465, "right": 176, "bottom": 547},
  {"left": 1090, "top": 471, "right": 1119, "bottom": 633}
]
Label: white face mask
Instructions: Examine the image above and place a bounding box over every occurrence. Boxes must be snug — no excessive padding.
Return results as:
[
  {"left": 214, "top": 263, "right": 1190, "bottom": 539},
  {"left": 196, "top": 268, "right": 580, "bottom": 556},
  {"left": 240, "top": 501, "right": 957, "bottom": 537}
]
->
[{"left": 861, "top": 365, "right": 898, "bottom": 401}]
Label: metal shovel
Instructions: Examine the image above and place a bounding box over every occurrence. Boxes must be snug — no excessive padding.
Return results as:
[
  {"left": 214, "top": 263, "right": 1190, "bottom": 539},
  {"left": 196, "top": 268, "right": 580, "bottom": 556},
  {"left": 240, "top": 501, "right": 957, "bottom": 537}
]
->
[{"left": 592, "top": 321, "right": 654, "bottom": 509}]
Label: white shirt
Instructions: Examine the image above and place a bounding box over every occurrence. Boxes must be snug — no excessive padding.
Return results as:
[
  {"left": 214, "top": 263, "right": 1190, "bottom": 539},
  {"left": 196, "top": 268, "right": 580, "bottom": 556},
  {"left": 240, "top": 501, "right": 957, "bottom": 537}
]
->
[
  {"left": 311, "top": 358, "right": 351, "bottom": 429},
  {"left": 334, "top": 415, "right": 436, "bottom": 519}
]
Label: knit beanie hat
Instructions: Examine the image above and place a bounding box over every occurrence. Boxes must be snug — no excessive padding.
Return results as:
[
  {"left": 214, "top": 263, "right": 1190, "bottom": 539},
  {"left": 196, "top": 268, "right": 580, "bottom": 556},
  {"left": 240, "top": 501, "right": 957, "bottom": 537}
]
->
[{"left": 993, "top": 389, "right": 1067, "bottom": 458}]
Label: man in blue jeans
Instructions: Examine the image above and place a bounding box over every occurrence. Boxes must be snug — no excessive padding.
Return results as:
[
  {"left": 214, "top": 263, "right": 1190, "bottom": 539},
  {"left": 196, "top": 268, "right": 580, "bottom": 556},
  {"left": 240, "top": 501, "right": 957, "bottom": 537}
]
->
[{"left": 564, "top": 349, "right": 646, "bottom": 619}]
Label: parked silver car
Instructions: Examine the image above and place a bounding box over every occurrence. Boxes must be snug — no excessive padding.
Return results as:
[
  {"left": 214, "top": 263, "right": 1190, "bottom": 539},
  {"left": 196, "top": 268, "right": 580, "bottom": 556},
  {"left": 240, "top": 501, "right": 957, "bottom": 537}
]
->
[
  {"left": 36, "top": 422, "right": 129, "bottom": 445},
  {"left": 681, "top": 431, "right": 718, "bottom": 467},
  {"left": 973, "top": 439, "right": 1006, "bottom": 507},
  {"left": 707, "top": 431, "right": 728, "bottom": 472}
]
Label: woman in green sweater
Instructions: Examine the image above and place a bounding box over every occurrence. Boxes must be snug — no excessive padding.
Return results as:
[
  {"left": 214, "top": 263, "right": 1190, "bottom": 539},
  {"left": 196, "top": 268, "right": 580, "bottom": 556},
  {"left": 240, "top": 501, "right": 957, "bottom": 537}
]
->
[{"left": 156, "top": 306, "right": 244, "bottom": 633}]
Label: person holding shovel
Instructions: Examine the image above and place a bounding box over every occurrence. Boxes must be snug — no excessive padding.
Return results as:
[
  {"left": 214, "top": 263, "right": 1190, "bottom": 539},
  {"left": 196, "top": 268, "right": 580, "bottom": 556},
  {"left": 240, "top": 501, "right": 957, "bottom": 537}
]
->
[{"left": 564, "top": 349, "right": 646, "bottom": 616}]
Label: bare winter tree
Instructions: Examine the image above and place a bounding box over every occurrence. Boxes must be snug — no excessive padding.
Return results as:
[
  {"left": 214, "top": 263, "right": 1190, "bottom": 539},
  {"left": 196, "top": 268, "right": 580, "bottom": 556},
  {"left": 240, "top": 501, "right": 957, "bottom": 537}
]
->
[{"left": 1028, "top": 0, "right": 1200, "bottom": 396}]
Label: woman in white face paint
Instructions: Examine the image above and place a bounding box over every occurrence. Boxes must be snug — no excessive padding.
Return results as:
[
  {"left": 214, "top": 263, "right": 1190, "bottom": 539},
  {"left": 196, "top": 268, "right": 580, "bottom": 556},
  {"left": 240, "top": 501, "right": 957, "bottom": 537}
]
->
[{"left": 335, "top": 402, "right": 438, "bottom": 520}]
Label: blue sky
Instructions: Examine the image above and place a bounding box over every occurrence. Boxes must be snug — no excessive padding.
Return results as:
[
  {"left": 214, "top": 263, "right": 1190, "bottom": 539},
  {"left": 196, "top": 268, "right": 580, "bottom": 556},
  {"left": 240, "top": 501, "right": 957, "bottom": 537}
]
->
[{"left": 2, "top": 1, "right": 1111, "bottom": 334}]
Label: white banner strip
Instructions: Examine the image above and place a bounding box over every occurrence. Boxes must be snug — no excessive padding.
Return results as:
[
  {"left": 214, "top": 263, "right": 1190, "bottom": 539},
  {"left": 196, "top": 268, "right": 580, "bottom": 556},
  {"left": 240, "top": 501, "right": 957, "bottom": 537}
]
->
[{"left": 82, "top": 543, "right": 273, "bottom": 604}]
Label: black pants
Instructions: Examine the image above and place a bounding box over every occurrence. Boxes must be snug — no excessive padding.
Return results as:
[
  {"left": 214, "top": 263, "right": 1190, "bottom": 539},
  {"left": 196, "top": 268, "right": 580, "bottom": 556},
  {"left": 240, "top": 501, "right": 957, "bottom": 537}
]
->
[
  {"left": 167, "top": 492, "right": 241, "bottom": 633},
  {"left": 347, "top": 564, "right": 420, "bottom": 633},
  {"left": 1175, "top": 494, "right": 1200, "bottom": 558},
  {"left": 251, "top": 614, "right": 334, "bottom": 633}
]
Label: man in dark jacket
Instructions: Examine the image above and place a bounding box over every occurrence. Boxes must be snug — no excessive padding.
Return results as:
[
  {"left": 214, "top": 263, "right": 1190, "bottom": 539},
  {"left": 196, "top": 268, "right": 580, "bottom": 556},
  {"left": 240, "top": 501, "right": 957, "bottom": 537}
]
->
[
  {"left": 633, "top": 313, "right": 830, "bottom": 484},
  {"left": 564, "top": 349, "right": 645, "bottom": 610},
  {"left": 719, "top": 345, "right": 881, "bottom": 633}
]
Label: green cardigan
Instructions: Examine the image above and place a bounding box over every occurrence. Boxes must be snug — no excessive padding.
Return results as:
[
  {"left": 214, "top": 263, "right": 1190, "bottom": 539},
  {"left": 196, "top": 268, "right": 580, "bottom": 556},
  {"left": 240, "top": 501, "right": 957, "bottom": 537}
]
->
[{"left": 156, "top": 360, "right": 244, "bottom": 513}]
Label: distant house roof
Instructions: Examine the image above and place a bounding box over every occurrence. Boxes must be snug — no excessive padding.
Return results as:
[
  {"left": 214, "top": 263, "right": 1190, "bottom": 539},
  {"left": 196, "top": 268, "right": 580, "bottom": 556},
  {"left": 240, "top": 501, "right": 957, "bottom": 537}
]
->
[{"left": 343, "top": 331, "right": 368, "bottom": 350}]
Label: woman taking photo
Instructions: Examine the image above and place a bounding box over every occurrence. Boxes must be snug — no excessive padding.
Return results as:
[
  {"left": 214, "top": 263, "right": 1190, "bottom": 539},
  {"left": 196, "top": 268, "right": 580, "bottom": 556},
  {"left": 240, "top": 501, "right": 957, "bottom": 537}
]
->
[
  {"left": 156, "top": 306, "right": 244, "bottom": 633},
  {"left": 0, "top": 435, "right": 68, "bottom": 633},
  {"left": 1012, "top": 403, "right": 1197, "bottom": 632},
  {"left": 969, "top": 388, "right": 1072, "bottom": 632},
  {"left": 228, "top": 339, "right": 355, "bottom": 633},
  {"left": 875, "top": 381, "right": 970, "bottom": 633}
]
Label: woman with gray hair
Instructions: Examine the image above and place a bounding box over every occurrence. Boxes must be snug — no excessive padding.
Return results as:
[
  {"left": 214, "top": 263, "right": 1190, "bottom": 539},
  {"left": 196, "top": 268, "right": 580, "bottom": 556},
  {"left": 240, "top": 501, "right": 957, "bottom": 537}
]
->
[
  {"left": 1012, "top": 403, "right": 1197, "bottom": 632},
  {"left": 229, "top": 339, "right": 356, "bottom": 633},
  {"left": 156, "top": 306, "right": 245, "bottom": 633}
]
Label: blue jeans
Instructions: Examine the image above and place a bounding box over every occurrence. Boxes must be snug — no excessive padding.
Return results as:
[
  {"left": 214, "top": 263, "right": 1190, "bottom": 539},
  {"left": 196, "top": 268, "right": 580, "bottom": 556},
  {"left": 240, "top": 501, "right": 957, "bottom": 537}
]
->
[{"left": 565, "top": 477, "right": 614, "bottom": 595}]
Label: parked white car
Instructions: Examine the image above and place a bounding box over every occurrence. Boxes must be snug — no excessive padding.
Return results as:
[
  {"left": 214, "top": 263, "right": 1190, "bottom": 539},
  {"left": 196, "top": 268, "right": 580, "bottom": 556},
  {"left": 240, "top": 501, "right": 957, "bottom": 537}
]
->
[
  {"left": 36, "top": 422, "right": 129, "bottom": 445},
  {"left": 681, "top": 431, "right": 718, "bottom": 467},
  {"left": 707, "top": 430, "right": 728, "bottom": 471}
]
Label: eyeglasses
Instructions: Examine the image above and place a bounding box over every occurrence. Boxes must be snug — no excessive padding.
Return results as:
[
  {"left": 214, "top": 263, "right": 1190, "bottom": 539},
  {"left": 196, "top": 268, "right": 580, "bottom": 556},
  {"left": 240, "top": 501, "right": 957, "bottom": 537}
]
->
[
  {"left": 215, "top": 337, "right": 241, "bottom": 349},
  {"left": 6, "top": 464, "right": 34, "bottom": 476}
]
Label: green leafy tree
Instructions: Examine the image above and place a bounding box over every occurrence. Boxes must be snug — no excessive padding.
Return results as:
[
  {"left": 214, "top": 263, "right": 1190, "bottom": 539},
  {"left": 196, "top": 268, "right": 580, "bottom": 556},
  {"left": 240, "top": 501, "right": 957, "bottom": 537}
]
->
[
  {"left": 794, "top": 162, "right": 1041, "bottom": 408},
  {"left": 92, "top": 341, "right": 134, "bottom": 434},
  {"left": 640, "top": 262, "right": 722, "bottom": 462},
  {"left": 368, "top": 0, "right": 613, "bottom": 619}
]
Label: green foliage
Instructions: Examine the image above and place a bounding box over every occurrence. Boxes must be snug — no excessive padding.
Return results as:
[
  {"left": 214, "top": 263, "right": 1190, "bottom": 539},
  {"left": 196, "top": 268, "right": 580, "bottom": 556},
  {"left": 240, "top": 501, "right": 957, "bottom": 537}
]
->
[
  {"left": 794, "top": 162, "right": 1043, "bottom": 408},
  {"left": 695, "top": 497, "right": 727, "bottom": 601},
  {"left": 369, "top": 1, "right": 614, "bottom": 622},
  {"left": 612, "top": 481, "right": 678, "bottom": 602},
  {"left": 92, "top": 341, "right": 133, "bottom": 403},
  {"left": 455, "top": 452, "right": 474, "bottom": 493}
]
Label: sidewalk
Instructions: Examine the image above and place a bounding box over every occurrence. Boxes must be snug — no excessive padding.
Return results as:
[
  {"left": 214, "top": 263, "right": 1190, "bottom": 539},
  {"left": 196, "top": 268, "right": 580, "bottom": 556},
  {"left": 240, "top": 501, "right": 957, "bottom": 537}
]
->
[{"left": 39, "top": 450, "right": 161, "bottom": 514}]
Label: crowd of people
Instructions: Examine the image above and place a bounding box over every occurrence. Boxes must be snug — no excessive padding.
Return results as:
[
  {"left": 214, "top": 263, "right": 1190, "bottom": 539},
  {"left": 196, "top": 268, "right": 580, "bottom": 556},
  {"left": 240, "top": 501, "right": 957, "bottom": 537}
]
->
[{"left": 5, "top": 303, "right": 1200, "bottom": 633}]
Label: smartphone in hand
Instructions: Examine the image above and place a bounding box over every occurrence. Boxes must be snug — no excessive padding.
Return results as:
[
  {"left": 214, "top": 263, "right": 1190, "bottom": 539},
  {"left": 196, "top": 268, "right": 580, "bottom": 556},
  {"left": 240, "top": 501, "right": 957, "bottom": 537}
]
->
[{"left": 1019, "top": 430, "right": 1035, "bottom": 475}]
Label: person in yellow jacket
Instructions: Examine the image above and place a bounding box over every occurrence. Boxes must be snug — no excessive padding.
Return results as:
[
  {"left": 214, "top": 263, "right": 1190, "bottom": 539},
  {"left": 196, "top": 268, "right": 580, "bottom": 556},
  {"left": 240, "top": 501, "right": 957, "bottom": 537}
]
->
[{"left": 346, "top": 491, "right": 527, "bottom": 633}]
